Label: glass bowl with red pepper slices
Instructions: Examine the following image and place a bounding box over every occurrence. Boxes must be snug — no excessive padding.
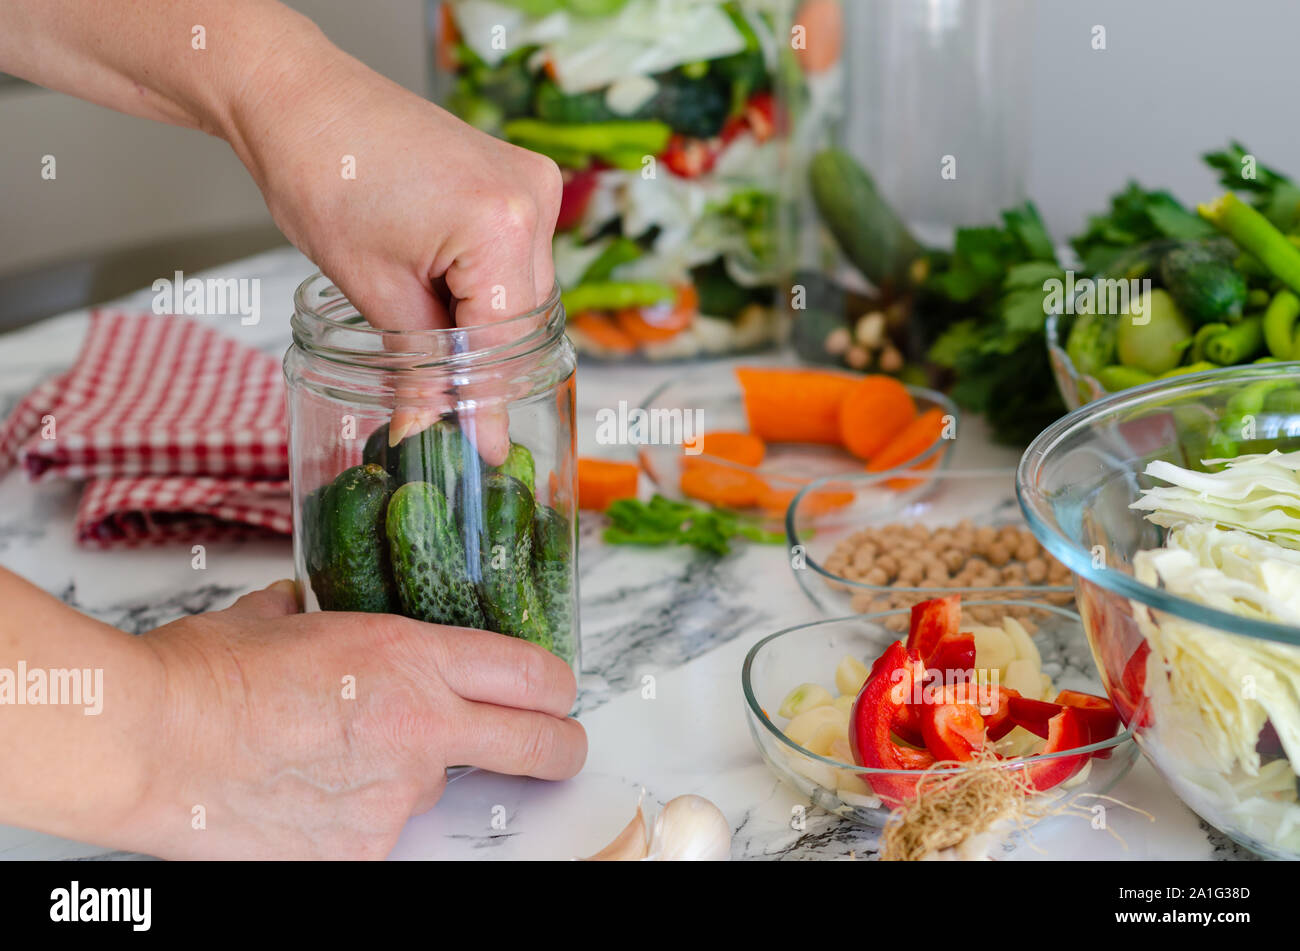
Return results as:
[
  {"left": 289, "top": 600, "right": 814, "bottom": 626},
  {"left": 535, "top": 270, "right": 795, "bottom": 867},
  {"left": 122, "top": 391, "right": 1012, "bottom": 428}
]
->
[
  {"left": 430, "top": 0, "right": 804, "bottom": 361},
  {"left": 742, "top": 599, "right": 1138, "bottom": 829},
  {"left": 786, "top": 469, "right": 1077, "bottom": 622}
]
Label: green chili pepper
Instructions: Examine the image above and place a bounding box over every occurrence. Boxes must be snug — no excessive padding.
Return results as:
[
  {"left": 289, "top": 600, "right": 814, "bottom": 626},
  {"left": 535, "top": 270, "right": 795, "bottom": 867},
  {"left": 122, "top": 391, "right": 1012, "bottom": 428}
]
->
[
  {"left": 562, "top": 281, "right": 674, "bottom": 314},
  {"left": 504, "top": 119, "right": 673, "bottom": 159},
  {"left": 1159, "top": 361, "right": 1218, "bottom": 378},
  {"left": 1190, "top": 322, "right": 1229, "bottom": 363},
  {"left": 580, "top": 238, "right": 643, "bottom": 284},
  {"left": 1203, "top": 315, "right": 1264, "bottom": 365},
  {"left": 1095, "top": 365, "right": 1156, "bottom": 392},
  {"left": 1262, "top": 290, "right": 1300, "bottom": 359}
]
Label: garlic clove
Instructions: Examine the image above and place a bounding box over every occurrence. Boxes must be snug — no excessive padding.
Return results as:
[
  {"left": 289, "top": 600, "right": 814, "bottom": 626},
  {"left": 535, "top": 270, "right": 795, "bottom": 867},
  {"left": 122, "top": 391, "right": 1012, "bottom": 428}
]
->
[
  {"left": 581, "top": 803, "right": 648, "bottom": 861},
  {"left": 648, "top": 795, "right": 731, "bottom": 861}
]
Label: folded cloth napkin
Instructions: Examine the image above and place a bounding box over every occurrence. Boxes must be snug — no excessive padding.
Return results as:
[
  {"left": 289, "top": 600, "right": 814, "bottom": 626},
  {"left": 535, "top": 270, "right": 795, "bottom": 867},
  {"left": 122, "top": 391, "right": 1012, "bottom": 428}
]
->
[{"left": 0, "top": 310, "right": 292, "bottom": 547}]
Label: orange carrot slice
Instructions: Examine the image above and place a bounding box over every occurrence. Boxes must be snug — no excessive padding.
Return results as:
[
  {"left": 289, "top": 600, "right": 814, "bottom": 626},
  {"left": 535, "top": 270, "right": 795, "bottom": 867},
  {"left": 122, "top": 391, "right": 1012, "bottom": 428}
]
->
[
  {"left": 838, "top": 375, "right": 916, "bottom": 461},
  {"left": 679, "top": 461, "right": 766, "bottom": 508},
  {"left": 571, "top": 311, "right": 638, "bottom": 354},
  {"left": 735, "top": 367, "right": 857, "bottom": 444},
  {"left": 756, "top": 483, "right": 854, "bottom": 518},
  {"left": 688, "top": 430, "right": 766, "bottom": 468},
  {"left": 578, "top": 458, "right": 639, "bottom": 511},
  {"left": 867, "top": 407, "right": 949, "bottom": 473}
]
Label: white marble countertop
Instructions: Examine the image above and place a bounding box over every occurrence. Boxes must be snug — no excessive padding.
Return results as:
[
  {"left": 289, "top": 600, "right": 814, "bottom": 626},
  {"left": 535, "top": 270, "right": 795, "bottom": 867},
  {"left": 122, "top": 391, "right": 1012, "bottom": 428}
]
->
[{"left": 0, "top": 247, "right": 1253, "bottom": 860}]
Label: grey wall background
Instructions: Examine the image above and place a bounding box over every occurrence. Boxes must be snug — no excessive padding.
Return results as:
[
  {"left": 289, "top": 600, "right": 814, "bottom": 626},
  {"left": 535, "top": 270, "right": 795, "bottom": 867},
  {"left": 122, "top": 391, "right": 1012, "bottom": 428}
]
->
[{"left": 0, "top": 0, "right": 1295, "bottom": 277}]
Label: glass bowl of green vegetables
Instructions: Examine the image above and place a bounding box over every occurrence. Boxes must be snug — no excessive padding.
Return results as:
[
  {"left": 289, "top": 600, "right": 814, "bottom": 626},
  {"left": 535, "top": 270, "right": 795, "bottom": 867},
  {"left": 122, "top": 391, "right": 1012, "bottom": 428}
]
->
[{"left": 1048, "top": 193, "right": 1300, "bottom": 410}]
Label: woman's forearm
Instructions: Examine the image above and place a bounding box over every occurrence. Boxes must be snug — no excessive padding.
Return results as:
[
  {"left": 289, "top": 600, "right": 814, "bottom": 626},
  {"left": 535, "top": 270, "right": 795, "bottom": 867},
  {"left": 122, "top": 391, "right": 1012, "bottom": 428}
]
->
[
  {"left": 0, "top": 568, "right": 161, "bottom": 847},
  {"left": 0, "top": 0, "right": 332, "bottom": 141}
]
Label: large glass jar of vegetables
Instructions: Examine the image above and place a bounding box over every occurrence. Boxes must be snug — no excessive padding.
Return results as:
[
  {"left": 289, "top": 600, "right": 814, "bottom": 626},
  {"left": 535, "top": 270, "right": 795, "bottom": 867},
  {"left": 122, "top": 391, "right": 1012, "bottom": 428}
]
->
[
  {"left": 285, "top": 274, "right": 579, "bottom": 672},
  {"left": 430, "top": 0, "right": 788, "bottom": 361}
]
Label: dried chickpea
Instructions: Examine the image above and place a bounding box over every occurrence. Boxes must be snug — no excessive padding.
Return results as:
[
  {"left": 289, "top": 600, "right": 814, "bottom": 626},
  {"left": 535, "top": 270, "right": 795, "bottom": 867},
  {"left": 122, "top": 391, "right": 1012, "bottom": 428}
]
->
[
  {"left": 1025, "top": 558, "right": 1048, "bottom": 583},
  {"left": 975, "top": 525, "right": 997, "bottom": 549},
  {"left": 863, "top": 567, "right": 888, "bottom": 586},
  {"left": 1015, "top": 538, "right": 1038, "bottom": 562},
  {"left": 884, "top": 614, "right": 908, "bottom": 633},
  {"left": 986, "top": 542, "right": 1011, "bottom": 567},
  {"left": 851, "top": 547, "right": 875, "bottom": 572},
  {"left": 875, "top": 554, "right": 899, "bottom": 575}
]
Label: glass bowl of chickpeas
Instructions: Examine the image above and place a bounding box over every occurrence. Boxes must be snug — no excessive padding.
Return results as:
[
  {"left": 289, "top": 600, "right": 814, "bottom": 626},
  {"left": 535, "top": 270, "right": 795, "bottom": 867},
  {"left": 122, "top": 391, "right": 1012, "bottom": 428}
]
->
[{"left": 785, "top": 469, "right": 1075, "bottom": 627}]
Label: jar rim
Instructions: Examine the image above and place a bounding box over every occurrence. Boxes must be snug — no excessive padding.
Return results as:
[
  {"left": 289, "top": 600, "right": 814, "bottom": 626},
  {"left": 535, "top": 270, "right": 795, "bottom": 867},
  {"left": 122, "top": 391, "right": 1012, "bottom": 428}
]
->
[{"left": 290, "top": 272, "right": 565, "bottom": 369}]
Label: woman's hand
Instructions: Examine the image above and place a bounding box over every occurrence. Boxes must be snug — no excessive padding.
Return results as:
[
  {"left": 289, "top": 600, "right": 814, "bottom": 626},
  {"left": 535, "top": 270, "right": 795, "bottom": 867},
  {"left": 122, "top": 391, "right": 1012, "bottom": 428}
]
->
[
  {"left": 125, "top": 581, "right": 585, "bottom": 859},
  {"left": 228, "top": 40, "right": 562, "bottom": 462}
]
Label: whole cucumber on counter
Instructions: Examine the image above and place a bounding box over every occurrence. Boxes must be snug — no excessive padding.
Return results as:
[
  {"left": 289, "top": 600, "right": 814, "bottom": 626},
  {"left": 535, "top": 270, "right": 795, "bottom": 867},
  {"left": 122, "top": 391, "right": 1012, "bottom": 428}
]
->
[
  {"left": 472, "top": 473, "right": 551, "bottom": 650},
  {"left": 809, "top": 149, "right": 923, "bottom": 290},
  {"left": 386, "top": 481, "right": 486, "bottom": 628},
  {"left": 532, "top": 504, "right": 576, "bottom": 665},
  {"left": 314, "top": 463, "right": 399, "bottom": 613}
]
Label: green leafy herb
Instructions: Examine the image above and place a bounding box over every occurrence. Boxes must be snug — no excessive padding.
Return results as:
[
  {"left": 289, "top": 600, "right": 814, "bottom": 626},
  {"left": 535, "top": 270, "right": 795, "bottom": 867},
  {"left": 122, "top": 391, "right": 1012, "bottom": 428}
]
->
[
  {"left": 602, "top": 495, "right": 783, "bottom": 555},
  {"left": 1204, "top": 141, "right": 1300, "bottom": 234},
  {"left": 1069, "top": 182, "right": 1215, "bottom": 276},
  {"left": 924, "top": 202, "right": 1068, "bottom": 445}
]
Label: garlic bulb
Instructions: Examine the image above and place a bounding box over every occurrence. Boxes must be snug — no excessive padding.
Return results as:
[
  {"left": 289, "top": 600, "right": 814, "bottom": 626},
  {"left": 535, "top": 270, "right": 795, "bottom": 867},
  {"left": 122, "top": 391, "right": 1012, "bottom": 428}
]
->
[
  {"left": 582, "top": 803, "right": 648, "bottom": 861},
  {"left": 648, "top": 795, "right": 731, "bottom": 861}
]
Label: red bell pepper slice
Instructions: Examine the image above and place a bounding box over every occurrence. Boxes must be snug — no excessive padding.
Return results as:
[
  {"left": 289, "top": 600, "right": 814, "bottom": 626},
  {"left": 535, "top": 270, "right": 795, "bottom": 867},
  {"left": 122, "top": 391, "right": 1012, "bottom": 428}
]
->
[
  {"left": 556, "top": 168, "right": 600, "bottom": 231},
  {"left": 1007, "top": 696, "right": 1064, "bottom": 739},
  {"left": 981, "top": 685, "right": 1021, "bottom": 741},
  {"left": 925, "top": 631, "right": 976, "bottom": 676},
  {"left": 1021, "top": 707, "right": 1090, "bottom": 791},
  {"left": 906, "top": 595, "right": 961, "bottom": 662},
  {"left": 850, "top": 641, "right": 935, "bottom": 804},
  {"left": 919, "top": 683, "right": 986, "bottom": 762},
  {"left": 662, "top": 134, "right": 719, "bottom": 178},
  {"left": 1054, "top": 690, "right": 1120, "bottom": 743}
]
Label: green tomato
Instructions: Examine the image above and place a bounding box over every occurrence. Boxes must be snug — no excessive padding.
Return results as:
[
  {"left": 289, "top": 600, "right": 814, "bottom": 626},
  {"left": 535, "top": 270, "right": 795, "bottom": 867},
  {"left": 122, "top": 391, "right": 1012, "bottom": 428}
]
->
[{"left": 1116, "top": 288, "right": 1194, "bottom": 375}]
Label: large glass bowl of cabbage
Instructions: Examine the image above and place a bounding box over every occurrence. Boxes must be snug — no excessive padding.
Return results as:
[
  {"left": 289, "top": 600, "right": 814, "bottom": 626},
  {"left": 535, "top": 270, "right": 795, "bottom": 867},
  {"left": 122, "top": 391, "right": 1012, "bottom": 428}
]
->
[{"left": 1018, "top": 362, "right": 1300, "bottom": 859}]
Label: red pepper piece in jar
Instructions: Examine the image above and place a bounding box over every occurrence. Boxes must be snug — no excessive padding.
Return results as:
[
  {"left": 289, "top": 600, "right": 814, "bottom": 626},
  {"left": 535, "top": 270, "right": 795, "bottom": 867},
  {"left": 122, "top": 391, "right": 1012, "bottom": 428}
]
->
[
  {"left": 919, "top": 683, "right": 987, "bottom": 763},
  {"left": 1021, "top": 707, "right": 1090, "bottom": 792},
  {"left": 906, "top": 595, "right": 961, "bottom": 663},
  {"left": 662, "top": 134, "right": 718, "bottom": 178},
  {"left": 849, "top": 641, "right": 935, "bottom": 805},
  {"left": 1114, "top": 641, "right": 1153, "bottom": 729}
]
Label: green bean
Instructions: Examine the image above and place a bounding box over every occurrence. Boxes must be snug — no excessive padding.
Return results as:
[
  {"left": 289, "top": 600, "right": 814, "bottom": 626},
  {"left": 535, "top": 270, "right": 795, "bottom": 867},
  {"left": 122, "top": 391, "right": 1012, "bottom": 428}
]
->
[
  {"left": 1203, "top": 316, "right": 1264, "bottom": 365},
  {"left": 1190, "top": 322, "right": 1229, "bottom": 363},
  {"left": 1095, "top": 365, "right": 1156, "bottom": 392},
  {"left": 1200, "top": 193, "right": 1300, "bottom": 295},
  {"left": 1263, "top": 290, "right": 1300, "bottom": 359}
]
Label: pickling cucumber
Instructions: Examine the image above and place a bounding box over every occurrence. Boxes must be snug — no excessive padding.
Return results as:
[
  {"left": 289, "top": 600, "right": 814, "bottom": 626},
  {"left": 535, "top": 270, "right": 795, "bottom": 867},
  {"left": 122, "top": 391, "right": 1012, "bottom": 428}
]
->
[
  {"left": 386, "top": 481, "right": 486, "bottom": 628},
  {"left": 810, "top": 149, "right": 923, "bottom": 290},
  {"left": 315, "top": 463, "right": 398, "bottom": 613},
  {"left": 472, "top": 473, "right": 551, "bottom": 649},
  {"left": 496, "top": 442, "right": 536, "bottom": 495},
  {"left": 532, "top": 504, "right": 576, "bottom": 665}
]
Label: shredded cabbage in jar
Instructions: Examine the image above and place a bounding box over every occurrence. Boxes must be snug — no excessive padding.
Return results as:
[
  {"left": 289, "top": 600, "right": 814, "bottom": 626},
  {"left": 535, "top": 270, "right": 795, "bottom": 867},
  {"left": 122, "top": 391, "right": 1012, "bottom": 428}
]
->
[{"left": 1130, "top": 451, "right": 1300, "bottom": 853}]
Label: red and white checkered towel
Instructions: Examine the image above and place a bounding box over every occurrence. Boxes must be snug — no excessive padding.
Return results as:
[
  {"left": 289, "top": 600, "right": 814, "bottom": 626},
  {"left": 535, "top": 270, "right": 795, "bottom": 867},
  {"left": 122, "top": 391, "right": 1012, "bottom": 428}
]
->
[{"left": 0, "top": 310, "right": 292, "bottom": 547}]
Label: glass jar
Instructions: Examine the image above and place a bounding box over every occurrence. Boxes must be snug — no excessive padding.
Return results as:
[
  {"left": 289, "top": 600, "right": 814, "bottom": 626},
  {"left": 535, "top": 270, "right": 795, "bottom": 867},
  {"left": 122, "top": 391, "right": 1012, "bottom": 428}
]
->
[
  {"left": 778, "top": 0, "right": 1035, "bottom": 372},
  {"left": 284, "top": 274, "right": 579, "bottom": 671},
  {"left": 428, "top": 0, "right": 788, "bottom": 361}
]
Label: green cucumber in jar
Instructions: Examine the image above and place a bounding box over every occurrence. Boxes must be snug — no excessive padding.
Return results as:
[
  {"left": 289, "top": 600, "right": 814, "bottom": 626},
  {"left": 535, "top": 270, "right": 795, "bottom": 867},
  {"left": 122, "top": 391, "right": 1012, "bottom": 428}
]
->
[
  {"left": 532, "top": 504, "right": 576, "bottom": 666},
  {"left": 362, "top": 422, "right": 398, "bottom": 477},
  {"left": 302, "top": 485, "right": 330, "bottom": 605},
  {"left": 496, "top": 442, "right": 536, "bottom": 495},
  {"left": 473, "top": 473, "right": 551, "bottom": 649},
  {"left": 386, "top": 481, "right": 486, "bottom": 628},
  {"left": 315, "top": 463, "right": 399, "bottom": 613},
  {"left": 393, "top": 418, "right": 476, "bottom": 494}
]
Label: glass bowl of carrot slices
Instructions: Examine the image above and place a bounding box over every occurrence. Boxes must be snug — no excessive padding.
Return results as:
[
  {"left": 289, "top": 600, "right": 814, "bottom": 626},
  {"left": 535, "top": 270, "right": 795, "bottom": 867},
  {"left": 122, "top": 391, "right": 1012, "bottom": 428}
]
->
[
  {"left": 637, "top": 365, "right": 958, "bottom": 520},
  {"left": 787, "top": 468, "right": 1078, "bottom": 623},
  {"left": 742, "top": 599, "right": 1138, "bottom": 830}
]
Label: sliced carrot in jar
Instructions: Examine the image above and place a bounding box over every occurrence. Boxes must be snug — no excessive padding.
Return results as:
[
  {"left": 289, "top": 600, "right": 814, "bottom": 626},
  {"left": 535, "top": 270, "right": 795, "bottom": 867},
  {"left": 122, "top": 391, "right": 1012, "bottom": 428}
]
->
[
  {"left": 570, "top": 310, "right": 638, "bottom": 354},
  {"left": 839, "top": 375, "right": 916, "bottom": 461}
]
